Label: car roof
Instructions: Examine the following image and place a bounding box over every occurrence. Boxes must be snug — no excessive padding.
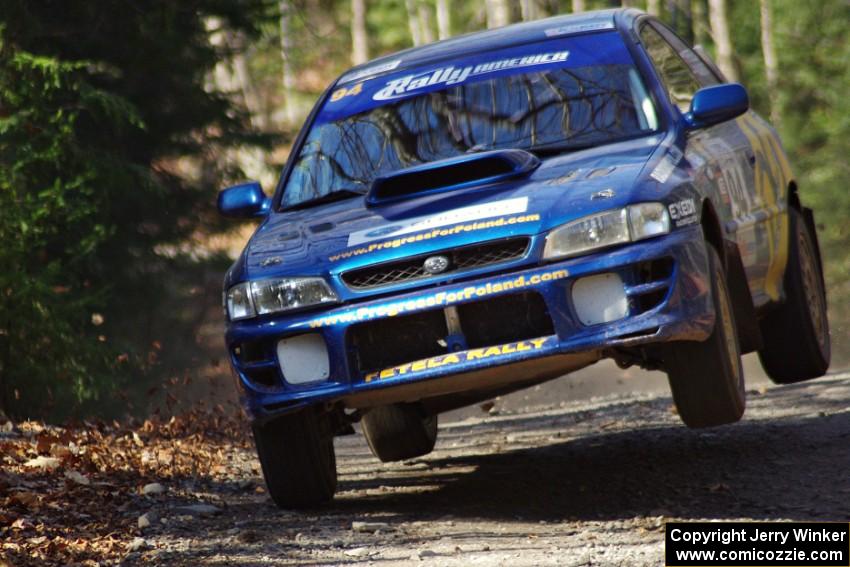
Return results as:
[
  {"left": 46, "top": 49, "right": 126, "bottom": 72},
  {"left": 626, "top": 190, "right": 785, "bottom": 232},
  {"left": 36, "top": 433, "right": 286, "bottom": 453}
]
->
[{"left": 337, "top": 8, "right": 643, "bottom": 85}]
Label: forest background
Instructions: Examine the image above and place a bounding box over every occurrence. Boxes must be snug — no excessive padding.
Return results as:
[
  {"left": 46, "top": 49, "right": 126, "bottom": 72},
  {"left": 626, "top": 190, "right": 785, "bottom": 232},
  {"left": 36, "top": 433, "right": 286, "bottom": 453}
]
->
[{"left": 1, "top": 0, "right": 847, "bottom": 420}]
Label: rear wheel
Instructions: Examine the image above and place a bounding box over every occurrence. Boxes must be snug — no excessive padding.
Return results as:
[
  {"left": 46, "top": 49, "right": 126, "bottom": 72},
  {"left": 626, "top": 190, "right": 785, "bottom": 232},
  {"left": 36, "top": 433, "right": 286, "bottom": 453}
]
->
[
  {"left": 362, "top": 404, "right": 438, "bottom": 462},
  {"left": 252, "top": 408, "right": 337, "bottom": 509},
  {"left": 665, "top": 245, "right": 745, "bottom": 428},
  {"left": 758, "top": 208, "right": 830, "bottom": 382}
]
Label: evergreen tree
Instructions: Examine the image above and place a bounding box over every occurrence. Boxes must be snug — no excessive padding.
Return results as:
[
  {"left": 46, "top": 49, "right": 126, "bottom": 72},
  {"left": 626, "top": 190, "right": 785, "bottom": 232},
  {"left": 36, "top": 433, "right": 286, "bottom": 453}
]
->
[{"left": 0, "top": 0, "right": 273, "bottom": 418}]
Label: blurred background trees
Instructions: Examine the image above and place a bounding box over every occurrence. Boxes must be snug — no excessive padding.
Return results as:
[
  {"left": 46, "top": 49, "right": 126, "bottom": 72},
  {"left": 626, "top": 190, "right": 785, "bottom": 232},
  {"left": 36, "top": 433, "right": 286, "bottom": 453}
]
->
[
  {"left": 0, "top": 0, "right": 274, "bottom": 419},
  {"left": 1, "top": 0, "right": 847, "bottom": 420}
]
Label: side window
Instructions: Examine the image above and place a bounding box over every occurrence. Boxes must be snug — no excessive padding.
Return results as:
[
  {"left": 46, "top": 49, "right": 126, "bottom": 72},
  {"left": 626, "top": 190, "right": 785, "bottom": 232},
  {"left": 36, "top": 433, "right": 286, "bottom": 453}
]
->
[{"left": 640, "top": 24, "right": 701, "bottom": 112}]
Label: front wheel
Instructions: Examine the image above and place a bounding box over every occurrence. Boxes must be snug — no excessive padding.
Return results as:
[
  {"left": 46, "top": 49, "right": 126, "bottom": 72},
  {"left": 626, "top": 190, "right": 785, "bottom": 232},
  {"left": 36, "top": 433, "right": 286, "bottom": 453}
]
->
[
  {"left": 758, "top": 208, "right": 830, "bottom": 383},
  {"left": 665, "top": 245, "right": 745, "bottom": 428},
  {"left": 252, "top": 408, "right": 337, "bottom": 509},
  {"left": 362, "top": 404, "right": 438, "bottom": 462}
]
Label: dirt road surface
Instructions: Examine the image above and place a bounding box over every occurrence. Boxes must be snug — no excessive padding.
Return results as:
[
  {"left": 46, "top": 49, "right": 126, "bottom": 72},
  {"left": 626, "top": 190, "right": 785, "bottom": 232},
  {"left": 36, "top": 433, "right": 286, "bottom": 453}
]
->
[{"left": 130, "top": 359, "right": 850, "bottom": 566}]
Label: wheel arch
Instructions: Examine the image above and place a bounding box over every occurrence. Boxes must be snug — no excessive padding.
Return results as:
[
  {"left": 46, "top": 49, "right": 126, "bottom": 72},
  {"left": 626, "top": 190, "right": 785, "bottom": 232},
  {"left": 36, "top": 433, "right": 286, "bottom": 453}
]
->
[
  {"left": 699, "top": 199, "right": 726, "bottom": 266},
  {"left": 700, "top": 198, "right": 763, "bottom": 353},
  {"left": 788, "top": 180, "right": 802, "bottom": 211},
  {"left": 784, "top": 179, "right": 825, "bottom": 287}
]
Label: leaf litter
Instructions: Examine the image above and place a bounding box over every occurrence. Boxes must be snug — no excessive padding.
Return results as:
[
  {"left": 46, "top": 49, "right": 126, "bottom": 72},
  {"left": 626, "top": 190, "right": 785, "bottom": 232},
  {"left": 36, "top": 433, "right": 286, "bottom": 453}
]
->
[{"left": 0, "top": 406, "right": 250, "bottom": 566}]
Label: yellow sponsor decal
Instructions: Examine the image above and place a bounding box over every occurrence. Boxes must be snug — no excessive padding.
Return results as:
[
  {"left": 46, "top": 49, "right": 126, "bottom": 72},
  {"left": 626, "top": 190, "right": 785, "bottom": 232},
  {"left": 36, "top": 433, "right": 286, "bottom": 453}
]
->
[
  {"left": 364, "top": 336, "right": 554, "bottom": 382},
  {"left": 307, "top": 268, "right": 568, "bottom": 329},
  {"left": 328, "top": 214, "right": 541, "bottom": 262},
  {"left": 737, "top": 114, "right": 792, "bottom": 300},
  {"left": 330, "top": 82, "right": 363, "bottom": 102}
]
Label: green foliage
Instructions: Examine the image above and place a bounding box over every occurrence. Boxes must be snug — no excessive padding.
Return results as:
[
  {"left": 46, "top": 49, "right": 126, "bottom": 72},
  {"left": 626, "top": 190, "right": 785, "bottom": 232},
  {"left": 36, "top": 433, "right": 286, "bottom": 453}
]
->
[
  {"left": 0, "top": 1, "right": 273, "bottom": 419},
  {"left": 770, "top": 0, "right": 850, "bottom": 349},
  {"left": 0, "top": 43, "right": 118, "bottom": 416}
]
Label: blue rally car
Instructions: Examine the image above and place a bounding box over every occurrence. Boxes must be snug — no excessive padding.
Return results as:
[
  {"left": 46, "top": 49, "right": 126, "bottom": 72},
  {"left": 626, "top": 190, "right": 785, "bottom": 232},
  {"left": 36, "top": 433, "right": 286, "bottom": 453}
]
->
[{"left": 218, "top": 9, "right": 830, "bottom": 508}]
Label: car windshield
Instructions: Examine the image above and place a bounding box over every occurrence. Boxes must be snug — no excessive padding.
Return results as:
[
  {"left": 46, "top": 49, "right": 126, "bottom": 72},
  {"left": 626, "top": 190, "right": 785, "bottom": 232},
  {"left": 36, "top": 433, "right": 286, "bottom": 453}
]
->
[{"left": 281, "top": 31, "right": 658, "bottom": 209}]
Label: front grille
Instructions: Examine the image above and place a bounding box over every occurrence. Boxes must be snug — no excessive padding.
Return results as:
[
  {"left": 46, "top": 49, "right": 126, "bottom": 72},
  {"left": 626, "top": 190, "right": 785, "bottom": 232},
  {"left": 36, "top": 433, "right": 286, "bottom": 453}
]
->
[
  {"left": 348, "top": 291, "right": 553, "bottom": 374},
  {"left": 349, "top": 309, "right": 449, "bottom": 374},
  {"left": 458, "top": 292, "right": 554, "bottom": 348},
  {"left": 342, "top": 237, "right": 530, "bottom": 290}
]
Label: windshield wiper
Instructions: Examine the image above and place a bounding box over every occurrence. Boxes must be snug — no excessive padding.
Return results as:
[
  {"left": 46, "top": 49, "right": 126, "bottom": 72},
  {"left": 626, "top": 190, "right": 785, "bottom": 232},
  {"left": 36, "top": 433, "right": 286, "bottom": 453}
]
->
[
  {"left": 283, "top": 188, "right": 367, "bottom": 211},
  {"left": 529, "top": 133, "right": 658, "bottom": 157}
]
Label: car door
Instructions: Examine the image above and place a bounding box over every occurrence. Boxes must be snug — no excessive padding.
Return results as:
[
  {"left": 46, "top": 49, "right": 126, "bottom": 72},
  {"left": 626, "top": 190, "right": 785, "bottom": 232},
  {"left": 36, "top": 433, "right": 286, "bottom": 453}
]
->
[
  {"left": 730, "top": 109, "right": 794, "bottom": 304},
  {"left": 638, "top": 21, "right": 775, "bottom": 307},
  {"left": 674, "top": 28, "right": 792, "bottom": 305}
]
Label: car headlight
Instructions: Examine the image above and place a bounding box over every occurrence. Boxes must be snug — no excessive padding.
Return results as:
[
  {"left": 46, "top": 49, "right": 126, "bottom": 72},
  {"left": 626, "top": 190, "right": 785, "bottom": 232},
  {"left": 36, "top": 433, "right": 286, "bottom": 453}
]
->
[
  {"left": 543, "top": 202, "right": 671, "bottom": 260},
  {"left": 226, "top": 278, "right": 338, "bottom": 321}
]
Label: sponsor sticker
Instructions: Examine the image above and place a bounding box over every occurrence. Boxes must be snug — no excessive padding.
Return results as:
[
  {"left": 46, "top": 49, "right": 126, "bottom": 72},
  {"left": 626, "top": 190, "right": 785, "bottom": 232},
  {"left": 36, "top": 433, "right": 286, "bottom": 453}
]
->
[
  {"left": 543, "top": 21, "right": 615, "bottom": 37},
  {"left": 315, "top": 32, "right": 633, "bottom": 124},
  {"left": 346, "top": 197, "right": 529, "bottom": 246},
  {"left": 307, "top": 268, "right": 569, "bottom": 329},
  {"left": 373, "top": 51, "right": 569, "bottom": 101},
  {"left": 651, "top": 147, "right": 683, "bottom": 183},
  {"left": 329, "top": 82, "right": 363, "bottom": 102},
  {"left": 330, "top": 212, "right": 541, "bottom": 262},
  {"left": 337, "top": 59, "right": 402, "bottom": 85},
  {"left": 668, "top": 198, "right": 698, "bottom": 227},
  {"left": 364, "top": 336, "right": 555, "bottom": 382}
]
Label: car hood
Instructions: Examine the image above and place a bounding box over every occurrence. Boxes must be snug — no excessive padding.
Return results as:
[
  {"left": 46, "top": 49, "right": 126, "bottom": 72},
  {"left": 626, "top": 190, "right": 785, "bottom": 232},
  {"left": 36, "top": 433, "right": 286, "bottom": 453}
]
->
[{"left": 237, "top": 135, "right": 662, "bottom": 285}]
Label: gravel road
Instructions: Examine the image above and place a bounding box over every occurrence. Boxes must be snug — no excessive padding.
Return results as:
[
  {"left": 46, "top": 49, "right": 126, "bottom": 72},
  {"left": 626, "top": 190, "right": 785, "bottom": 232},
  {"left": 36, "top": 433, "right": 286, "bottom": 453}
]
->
[{"left": 136, "top": 363, "right": 850, "bottom": 566}]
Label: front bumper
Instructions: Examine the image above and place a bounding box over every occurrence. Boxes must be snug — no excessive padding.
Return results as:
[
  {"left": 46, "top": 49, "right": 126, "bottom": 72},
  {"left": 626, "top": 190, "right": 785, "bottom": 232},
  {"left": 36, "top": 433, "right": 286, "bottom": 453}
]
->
[{"left": 226, "top": 226, "right": 714, "bottom": 421}]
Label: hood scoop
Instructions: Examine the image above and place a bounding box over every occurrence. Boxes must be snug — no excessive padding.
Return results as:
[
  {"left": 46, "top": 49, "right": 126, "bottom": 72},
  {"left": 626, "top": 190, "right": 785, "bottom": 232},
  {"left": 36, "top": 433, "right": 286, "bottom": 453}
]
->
[{"left": 366, "top": 149, "right": 540, "bottom": 206}]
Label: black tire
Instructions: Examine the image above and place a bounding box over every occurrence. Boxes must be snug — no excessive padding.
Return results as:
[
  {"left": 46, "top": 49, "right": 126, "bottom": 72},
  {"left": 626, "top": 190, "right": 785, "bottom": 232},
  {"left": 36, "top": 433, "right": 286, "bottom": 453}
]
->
[
  {"left": 758, "top": 208, "right": 830, "bottom": 383},
  {"left": 252, "top": 408, "right": 337, "bottom": 508},
  {"left": 361, "top": 404, "right": 438, "bottom": 463},
  {"left": 665, "top": 245, "right": 745, "bottom": 428}
]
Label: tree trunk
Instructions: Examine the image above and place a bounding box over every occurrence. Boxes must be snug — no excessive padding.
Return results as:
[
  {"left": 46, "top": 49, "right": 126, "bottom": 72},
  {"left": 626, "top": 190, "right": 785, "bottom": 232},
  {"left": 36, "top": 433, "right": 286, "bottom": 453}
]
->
[
  {"left": 760, "top": 0, "right": 780, "bottom": 123},
  {"left": 436, "top": 0, "right": 451, "bottom": 39},
  {"left": 520, "top": 0, "right": 537, "bottom": 21},
  {"left": 351, "top": 0, "right": 369, "bottom": 65},
  {"left": 707, "top": 0, "right": 738, "bottom": 81},
  {"left": 692, "top": 0, "right": 710, "bottom": 47},
  {"left": 232, "top": 47, "right": 266, "bottom": 130},
  {"left": 571, "top": 0, "right": 586, "bottom": 13},
  {"left": 405, "top": 0, "right": 423, "bottom": 45},
  {"left": 647, "top": 0, "right": 661, "bottom": 16},
  {"left": 418, "top": 0, "right": 435, "bottom": 44},
  {"left": 681, "top": 0, "right": 694, "bottom": 45},
  {"left": 486, "top": 0, "right": 511, "bottom": 28},
  {"left": 279, "top": 0, "right": 297, "bottom": 125},
  {"left": 207, "top": 20, "right": 265, "bottom": 129}
]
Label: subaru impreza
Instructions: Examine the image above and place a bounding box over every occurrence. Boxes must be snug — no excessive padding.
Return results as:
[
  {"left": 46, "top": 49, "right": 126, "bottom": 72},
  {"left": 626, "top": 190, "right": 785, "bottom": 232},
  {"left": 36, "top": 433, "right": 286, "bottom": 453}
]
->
[{"left": 218, "top": 8, "right": 830, "bottom": 508}]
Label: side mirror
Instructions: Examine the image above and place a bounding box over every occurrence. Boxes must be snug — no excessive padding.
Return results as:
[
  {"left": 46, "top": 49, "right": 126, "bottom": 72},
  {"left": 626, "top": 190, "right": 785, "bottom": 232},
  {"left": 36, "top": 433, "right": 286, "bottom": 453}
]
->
[
  {"left": 684, "top": 83, "right": 749, "bottom": 129},
  {"left": 217, "top": 181, "right": 270, "bottom": 219}
]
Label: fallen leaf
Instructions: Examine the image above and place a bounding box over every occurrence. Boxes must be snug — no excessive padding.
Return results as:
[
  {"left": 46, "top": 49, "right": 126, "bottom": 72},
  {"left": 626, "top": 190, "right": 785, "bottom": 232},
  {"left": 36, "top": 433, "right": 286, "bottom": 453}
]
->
[
  {"left": 11, "top": 518, "right": 33, "bottom": 530},
  {"left": 35, "top": 434, "right": 56, "bottom": 454},
  {"left": 10, "top": 491, "right": 38, "bottom": 507},
  {"left": 141, "top": 482, "right": 165, "bottom": 495},
  {"left": 23, "top": 456, "right": 60, "bottom": 471},
  {"left": 64, "top": 470, "right": 90, "bottom": 486}
]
